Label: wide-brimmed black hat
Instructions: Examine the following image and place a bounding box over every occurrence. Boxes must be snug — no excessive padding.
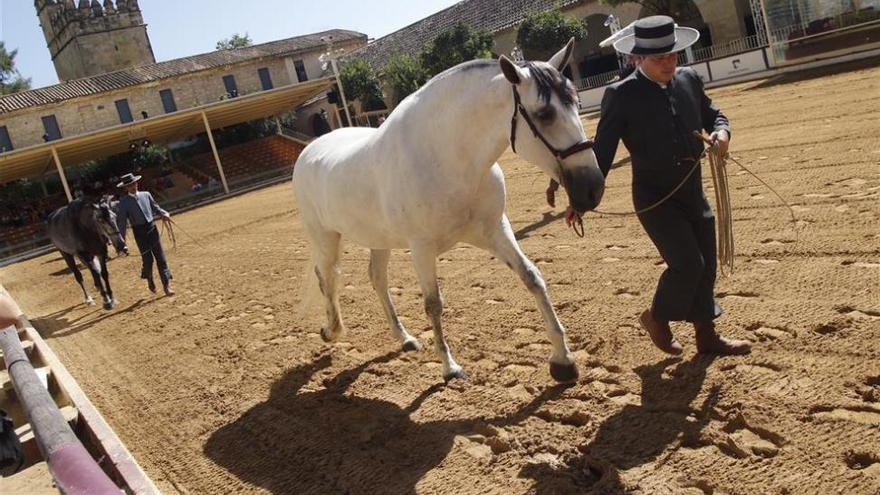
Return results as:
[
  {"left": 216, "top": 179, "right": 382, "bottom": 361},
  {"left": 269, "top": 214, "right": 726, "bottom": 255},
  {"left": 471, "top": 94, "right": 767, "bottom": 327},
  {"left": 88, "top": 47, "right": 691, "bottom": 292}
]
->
[
  {"left": 613, "top": 15, "right": 699, "bottom": 55},
  {"left": 116, "top": 173, "right": 142, "bottom": 188}
]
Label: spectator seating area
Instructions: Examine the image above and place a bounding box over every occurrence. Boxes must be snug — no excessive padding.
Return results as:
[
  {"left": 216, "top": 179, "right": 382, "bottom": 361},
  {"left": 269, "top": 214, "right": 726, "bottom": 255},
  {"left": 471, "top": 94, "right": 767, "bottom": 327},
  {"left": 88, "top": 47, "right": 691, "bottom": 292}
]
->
[{"left": 176, "top": 135, "right": 305, "bottom": 188}]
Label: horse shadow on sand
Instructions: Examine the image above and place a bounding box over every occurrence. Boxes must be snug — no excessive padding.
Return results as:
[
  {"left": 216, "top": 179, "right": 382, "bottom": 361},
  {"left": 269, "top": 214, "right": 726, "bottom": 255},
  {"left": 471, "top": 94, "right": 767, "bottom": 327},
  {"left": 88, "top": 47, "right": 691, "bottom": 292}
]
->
[
  {"left": 30, "top": 297, "right": 157, "bottom": 339},
  {"left": 520, "top": 355, "right": 718, "bottom": 494},
  {"left": 205, "top": 351, "right": 580, "bottom": 495}
]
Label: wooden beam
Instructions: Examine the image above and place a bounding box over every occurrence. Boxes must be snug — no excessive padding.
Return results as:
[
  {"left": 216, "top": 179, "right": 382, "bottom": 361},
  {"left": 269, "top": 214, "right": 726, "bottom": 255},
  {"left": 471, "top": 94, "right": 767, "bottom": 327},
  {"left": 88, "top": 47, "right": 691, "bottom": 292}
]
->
[
  {"left": 50, "top": 146, "right": 72, "bottom": 202},
  {"left": 201, "top": 111, "right": 230, "bottom": 194}
]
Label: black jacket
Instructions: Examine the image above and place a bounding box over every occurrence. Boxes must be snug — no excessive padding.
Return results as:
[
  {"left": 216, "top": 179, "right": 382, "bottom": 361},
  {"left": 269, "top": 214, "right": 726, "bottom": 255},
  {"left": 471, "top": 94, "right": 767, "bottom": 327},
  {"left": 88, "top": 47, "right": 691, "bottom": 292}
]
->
[{"left": 594, "top": 66, "right": 730, "bottom": 217}]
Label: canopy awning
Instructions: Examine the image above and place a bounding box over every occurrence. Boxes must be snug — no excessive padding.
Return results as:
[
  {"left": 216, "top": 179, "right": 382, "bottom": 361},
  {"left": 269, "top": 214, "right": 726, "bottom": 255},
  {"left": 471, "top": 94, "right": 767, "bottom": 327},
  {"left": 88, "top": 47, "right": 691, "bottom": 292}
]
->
[{"left": 0, "top": 77, "right": 334, "bottom": 184}]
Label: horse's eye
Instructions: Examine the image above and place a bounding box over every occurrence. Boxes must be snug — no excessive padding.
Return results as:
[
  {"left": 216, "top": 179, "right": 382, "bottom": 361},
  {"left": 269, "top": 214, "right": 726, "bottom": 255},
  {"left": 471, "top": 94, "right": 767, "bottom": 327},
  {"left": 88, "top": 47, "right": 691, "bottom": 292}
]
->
[{"left": 535, "top": 106, "right": 556, "bottom": 122}]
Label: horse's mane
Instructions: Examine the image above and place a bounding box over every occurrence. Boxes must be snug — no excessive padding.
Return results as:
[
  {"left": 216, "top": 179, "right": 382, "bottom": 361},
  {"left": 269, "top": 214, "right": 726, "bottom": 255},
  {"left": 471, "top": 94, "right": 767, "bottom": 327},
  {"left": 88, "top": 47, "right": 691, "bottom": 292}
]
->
[{"left": 418, "top": 58, "right": 577, "bottom": 107}]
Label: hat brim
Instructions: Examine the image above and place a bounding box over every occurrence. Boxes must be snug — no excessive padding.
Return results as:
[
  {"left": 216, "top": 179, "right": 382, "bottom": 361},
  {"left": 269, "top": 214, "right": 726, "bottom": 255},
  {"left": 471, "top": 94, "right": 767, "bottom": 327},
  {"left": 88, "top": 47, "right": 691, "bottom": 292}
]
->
[
  {"left": 613, "top": 26, "right": 700, "bottom": 55},
  {"left": 116, "top": 175, "right": 142, "bottom": 188}
]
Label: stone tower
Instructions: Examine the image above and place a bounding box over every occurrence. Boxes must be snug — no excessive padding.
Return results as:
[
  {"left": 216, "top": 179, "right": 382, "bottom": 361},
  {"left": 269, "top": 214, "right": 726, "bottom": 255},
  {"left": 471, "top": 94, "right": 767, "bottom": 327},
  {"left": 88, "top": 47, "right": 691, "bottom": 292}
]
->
[{"left": 35, "top": 0, "right": 156, "bottom": 81}]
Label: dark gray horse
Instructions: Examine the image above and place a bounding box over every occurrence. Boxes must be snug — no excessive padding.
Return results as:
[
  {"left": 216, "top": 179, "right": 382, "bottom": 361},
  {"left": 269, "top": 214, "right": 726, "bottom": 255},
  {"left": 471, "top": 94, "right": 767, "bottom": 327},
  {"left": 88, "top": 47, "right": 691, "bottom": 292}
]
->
[{"left": 47, "top": 197, "right": 128, "bottom": 309}]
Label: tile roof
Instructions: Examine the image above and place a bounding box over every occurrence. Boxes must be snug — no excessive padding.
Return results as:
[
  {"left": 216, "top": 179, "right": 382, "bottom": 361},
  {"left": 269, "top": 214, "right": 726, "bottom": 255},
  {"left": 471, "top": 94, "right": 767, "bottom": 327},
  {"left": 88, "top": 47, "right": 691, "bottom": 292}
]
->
[
  {"left": 0, "top": 29, "right": 365, "bottom": 115},
  {"left": 346, "top": 0, "right": 583, "bottom": 69}
]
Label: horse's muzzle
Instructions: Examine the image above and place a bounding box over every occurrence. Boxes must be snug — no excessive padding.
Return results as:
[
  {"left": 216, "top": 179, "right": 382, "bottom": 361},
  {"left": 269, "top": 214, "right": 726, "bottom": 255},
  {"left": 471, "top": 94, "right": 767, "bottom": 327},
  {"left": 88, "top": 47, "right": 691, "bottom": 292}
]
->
[
  {"left": 115, "top": 240, "right": 129, "bottom": 256},
  {"left": 562, "top": 166, "right": 605, "bottom": 214}
]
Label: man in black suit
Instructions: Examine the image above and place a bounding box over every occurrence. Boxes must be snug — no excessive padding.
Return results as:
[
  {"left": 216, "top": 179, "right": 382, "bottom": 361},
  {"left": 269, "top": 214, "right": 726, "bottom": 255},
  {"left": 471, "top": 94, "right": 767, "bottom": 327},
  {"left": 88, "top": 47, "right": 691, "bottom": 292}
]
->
[{"left": 549, "top": 16, "right": 750, "bottom": 356}]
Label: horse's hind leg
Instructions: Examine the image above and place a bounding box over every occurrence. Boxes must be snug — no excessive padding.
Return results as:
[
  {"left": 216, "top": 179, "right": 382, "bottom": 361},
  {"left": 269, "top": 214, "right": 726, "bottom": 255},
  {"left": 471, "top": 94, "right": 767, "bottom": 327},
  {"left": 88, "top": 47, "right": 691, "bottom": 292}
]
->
[
  {"left": 410, "top": 245, "right": 465, "bottom": 382},
  {"left": 369, "top": 249, "right": 422, "bottom": 352},
  {"left": 62, "top": 252, "right": 93, "bottom": 306},
  {"left": 310, "top": 229, "right": 346, "bottom": 342},
  {"left": 473, "top": 216, "right": 578, "bottom": 383}
]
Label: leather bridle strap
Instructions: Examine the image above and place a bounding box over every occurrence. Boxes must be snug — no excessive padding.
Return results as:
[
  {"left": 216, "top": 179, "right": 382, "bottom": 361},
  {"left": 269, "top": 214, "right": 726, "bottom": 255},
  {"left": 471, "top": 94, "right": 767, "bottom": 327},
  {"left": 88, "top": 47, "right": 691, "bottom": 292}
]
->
[{"left": 510, "top": 85, "right": 594, "bottom": 160}]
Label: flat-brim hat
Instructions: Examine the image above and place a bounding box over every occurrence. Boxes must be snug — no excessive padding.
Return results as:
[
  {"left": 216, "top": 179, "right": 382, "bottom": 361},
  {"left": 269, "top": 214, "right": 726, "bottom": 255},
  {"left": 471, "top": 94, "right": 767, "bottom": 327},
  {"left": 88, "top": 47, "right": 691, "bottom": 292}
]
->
[
  {"left": 117, "top": 173, "right": 142, "bottom": 188},
  {"left": 613, "top": 15, "right": 699, "bottom": 55}
]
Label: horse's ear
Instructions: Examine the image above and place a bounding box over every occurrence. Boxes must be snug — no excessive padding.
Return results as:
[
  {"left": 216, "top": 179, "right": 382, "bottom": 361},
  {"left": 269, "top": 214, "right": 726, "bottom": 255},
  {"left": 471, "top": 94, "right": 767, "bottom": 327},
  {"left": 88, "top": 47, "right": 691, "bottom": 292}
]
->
[
  {"left": 499, "top": 55, "right": 525, "bottom": 85},
  {"left": 548, "top": 37, "right": 575, "bottom": 72}
]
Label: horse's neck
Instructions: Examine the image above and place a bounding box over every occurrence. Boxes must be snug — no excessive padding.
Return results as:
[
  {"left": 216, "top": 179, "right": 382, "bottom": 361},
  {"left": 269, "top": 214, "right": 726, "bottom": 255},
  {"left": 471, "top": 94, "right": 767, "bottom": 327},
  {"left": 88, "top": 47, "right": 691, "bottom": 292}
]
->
[{"left": 403, "top": 67, "right": 511, "bottom": 178}]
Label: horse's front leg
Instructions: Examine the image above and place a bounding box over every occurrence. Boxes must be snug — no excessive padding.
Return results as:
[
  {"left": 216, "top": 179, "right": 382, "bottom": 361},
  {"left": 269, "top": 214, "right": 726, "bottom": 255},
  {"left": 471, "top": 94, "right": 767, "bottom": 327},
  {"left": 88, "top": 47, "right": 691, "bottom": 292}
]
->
[
  {"left": 369, "top": 249, "right": 422, "bottom": 352},
  {"left": 80, "top": 254, "right": 112, "bottom": 310},
  {"left": 472, "top": 216, "right": 578, "bottom": 383},
  {"left": 410, "top": 245, "right": 466, "bottom": 382},
  {"left": 98, "top": 254, "right": 117, "bottom": 308}
]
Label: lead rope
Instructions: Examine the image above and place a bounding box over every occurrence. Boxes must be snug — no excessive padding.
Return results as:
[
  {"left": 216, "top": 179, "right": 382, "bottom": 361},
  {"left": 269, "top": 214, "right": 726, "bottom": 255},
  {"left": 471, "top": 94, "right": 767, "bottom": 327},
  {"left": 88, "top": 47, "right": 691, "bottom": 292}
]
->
[
  {"left": 577, "top": 131, "right": 798, "bottom": 277},
  {"left": 704, "top": 135, "right": 735, "bottom": 276}
]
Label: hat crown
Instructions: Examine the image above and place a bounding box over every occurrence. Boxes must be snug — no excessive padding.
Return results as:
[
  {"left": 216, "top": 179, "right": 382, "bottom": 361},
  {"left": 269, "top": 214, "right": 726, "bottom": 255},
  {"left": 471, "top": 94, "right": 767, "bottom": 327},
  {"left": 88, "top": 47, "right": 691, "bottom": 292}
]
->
[{"left": 634, "top": 15, "right": 675, "bottom": 40}]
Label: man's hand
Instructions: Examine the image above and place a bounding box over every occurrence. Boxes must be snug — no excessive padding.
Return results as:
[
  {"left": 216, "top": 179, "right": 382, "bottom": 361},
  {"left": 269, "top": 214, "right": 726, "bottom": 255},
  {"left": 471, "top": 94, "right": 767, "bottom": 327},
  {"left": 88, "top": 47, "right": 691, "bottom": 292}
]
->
[
  {"left": 545, "top": 179, "right": 559, "bottom": 208},
  {"left": 710, "top": 130, "right": 730, "bottom": 157},
  {"left": 161, "top": 212, "right": 171, "bottom": 222}
]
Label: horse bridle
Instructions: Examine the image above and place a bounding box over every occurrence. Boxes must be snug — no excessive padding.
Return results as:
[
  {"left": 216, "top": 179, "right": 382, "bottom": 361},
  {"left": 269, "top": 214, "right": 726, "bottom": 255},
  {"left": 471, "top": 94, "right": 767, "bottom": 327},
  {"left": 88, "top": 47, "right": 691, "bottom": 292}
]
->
[
  {"left": 510, "top": 85, "right": 593, "bottom": 238},
  {"left": 509, "top": 85, "right": 594, "bottom": 160}
]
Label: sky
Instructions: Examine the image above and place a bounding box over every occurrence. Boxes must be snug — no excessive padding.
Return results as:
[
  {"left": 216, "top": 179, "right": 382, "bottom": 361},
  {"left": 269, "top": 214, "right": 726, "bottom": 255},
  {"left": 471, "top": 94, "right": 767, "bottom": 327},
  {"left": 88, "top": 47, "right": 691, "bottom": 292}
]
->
[{"left": 0, "top": 0, "right": 462, "bottom": 90}]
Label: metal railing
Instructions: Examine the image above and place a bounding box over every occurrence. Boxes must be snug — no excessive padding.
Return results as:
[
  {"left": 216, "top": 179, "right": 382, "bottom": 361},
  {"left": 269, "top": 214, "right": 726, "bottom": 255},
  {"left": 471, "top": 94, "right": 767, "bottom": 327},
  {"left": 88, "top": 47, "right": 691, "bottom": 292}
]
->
[
  {"left": 690, "top": 34, "right": 765, "bottom": 63},
  {"left": 575, "top": 70, "right": 624, "bottom": 91}
]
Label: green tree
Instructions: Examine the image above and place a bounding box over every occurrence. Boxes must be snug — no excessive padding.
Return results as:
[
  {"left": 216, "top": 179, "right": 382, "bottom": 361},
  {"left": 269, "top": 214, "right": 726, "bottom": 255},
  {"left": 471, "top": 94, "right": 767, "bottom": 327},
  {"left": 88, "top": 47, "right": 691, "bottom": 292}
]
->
[
  {"left": 517, "top": 8, "right": 588, "bottom": 60},
  {"left": 383, "top": 53, "right": 428, "bottom": 104},
  {"left": 338, "top": 59, "right": 386, "bottom": 111},
  {"left": 0, "top": 41, "right": 31, "bottom": 95},
  {"left": 420, "top": 22, "right": 494, "bottom": 77},
  {"left": 216, "top": 33, "right": 253, "bottom": 50}
]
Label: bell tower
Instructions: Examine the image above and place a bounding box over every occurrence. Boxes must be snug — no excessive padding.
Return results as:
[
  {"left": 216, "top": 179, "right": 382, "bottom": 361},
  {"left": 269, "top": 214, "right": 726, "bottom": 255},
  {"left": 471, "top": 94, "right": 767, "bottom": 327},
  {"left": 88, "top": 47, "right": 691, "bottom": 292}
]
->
[{"left": 35, "top": 0, "right": 156, "bottom": 81}]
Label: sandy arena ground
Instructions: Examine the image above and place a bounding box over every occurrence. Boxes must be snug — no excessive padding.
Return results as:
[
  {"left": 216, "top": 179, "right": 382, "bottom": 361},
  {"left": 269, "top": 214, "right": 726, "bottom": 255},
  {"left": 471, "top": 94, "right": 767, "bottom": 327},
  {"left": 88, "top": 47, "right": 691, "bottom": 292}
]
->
[{"left": 3, "top": 59, "right": 879, "bottom": 494}]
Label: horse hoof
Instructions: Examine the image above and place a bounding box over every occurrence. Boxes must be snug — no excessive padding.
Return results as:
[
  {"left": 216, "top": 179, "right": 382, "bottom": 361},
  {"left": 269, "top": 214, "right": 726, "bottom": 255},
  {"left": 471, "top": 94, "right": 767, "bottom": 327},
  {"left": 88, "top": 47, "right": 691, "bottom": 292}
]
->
[
  {"left": 402, "top": 339, "right": 423, "bottom": 352},
  {"left": 549, "top": 362, "right": 579, "bottom": 383},
  {"left": 86, "top": 299, "right": 95, "bottom": 306},
  {"left": 443, "top": 367, "right": 468, "bottom": 383},
  {"left": 320, "top": 326, "right": 344, "bottom": 343},
  {"left": 102, "top": 302, "right": 113, "bottom": 310}
]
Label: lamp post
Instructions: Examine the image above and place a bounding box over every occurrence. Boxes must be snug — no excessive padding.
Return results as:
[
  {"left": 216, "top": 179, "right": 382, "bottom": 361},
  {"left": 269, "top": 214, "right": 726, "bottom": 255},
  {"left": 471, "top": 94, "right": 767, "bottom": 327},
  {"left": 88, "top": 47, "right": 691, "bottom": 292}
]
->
[{"left": 321, "top": 35, "right": 353, "bottom": 127}]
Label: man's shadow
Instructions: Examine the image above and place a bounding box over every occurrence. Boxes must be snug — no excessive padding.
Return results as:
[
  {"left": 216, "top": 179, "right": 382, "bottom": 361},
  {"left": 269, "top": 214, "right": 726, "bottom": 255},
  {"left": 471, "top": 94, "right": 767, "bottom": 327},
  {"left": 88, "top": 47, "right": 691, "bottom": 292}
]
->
[
  {"left": 204, "top": 351, "right": 570, "bottom": 495},
  {"left": 520, "top": 355, "right": 718, "bottom": 494}
]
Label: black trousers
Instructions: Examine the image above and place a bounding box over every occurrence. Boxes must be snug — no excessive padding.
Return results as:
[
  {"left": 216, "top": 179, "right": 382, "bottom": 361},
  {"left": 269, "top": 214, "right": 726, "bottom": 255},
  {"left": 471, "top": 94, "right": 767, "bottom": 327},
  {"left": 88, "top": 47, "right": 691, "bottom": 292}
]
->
[
  {"left": 637, "top": 204, "right": 721, "bottom": 322},
  {"left": 132, "top": 223, "right": 171, "bottom": 285}
]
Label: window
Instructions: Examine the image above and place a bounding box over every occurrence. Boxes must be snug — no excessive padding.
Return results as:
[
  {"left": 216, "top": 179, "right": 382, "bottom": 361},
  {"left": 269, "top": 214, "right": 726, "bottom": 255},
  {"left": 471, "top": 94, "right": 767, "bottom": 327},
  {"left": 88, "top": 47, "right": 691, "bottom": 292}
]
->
[
  {"left": 160, "top": 89, "right": 177, "bottom": 113},
  {"left": 223, "top": 75, "right": 238, "bottom": 97},
  {"left": 115, "top": 99, "right": 133, "bottom": 123},
  {"left": 41, "top": 115, "right": 62, "bottom": 141},
  {"left": 294, "top": 60, "right": 308, "bottom": 82},
  {"left": 0, "top": 126, "right": 12, "bottom": 153},
  {"left": 258, "top": 67, "right": 273, "bottom": 90}
]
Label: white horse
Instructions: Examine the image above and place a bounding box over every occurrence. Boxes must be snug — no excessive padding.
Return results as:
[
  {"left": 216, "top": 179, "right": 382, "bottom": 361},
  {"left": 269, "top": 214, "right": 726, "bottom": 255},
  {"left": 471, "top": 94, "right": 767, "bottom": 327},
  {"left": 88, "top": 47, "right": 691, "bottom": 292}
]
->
[{"left": 293, "top": 40, "right": 605, "bottom": 383}]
